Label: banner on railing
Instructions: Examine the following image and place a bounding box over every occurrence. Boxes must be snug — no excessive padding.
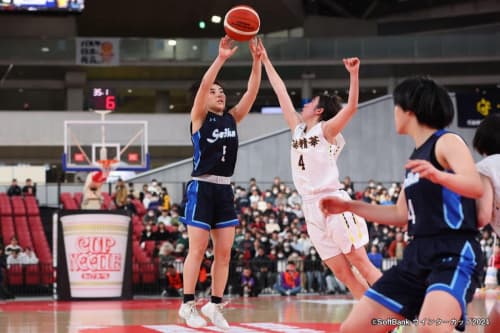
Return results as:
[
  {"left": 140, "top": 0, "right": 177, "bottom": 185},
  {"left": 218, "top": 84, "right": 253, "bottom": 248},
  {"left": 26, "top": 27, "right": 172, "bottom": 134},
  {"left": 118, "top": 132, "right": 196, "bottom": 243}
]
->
[
  {"left": 456, "top": 92, "right": 500, "bottom": 127},
  {"left": 76, "top": 38, "right": 120, "bottom": 66}
]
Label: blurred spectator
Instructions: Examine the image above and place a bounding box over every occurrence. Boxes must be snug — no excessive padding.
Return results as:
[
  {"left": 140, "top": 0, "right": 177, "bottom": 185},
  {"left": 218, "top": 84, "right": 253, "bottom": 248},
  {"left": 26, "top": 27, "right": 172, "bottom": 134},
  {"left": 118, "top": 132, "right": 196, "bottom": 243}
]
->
[
  {"left": 22, "top": 178, "right": 36, "bottom": 196},
  {"left": 21, "top": 247, "right": 39, "bottom": 265},
  {"left": 147, "top": 193, "right": 161, "bottom": 210},
  {"left": 367, "top": 244, "right": 383, "bottom": 270},
  {"left": 5, "top": 237, "right": 22, "bottom": 256},
  {"left": 341, "top": 176, "right": 355, "bottom": 199},
  {"left": 274, "top": 262, "right": 301, "bottom": 296},
  {"left": 162, "top": 264, "right": 183, "bottom": 297},
  {"left": 7, "top": 249, "right": 23, "bottom": 267},
  {"left": 155, "top": 222, "right": 170, "bottom": 242},
  {"left": 139, "top": 184, "right": 149, "bottom": 202},
  {"left": 196, "top": 258, "right": 212, "bottom": 297},
  {"left": 140, "top": 224, "right": 155, "bottom": 244},
  {"left": 7, "top": 178, "right": 22, "bottom": 197},
  {"left": 287, "top": 190, "right": 302, "bottom": 207},
  {"left": 297, "top": 232, "right": 313, "bottom": 256},
  {"left": 160, "top": 187, "right": 171, "bottom": 211},
  {"left": 237, "top": 267, "right": 260, "bottom": 297},
  {"left": 388, "top": 231, "right": 407, "bottom": 260},
  {"left": 114, "top": 178, "right": 129, "bottom": 209},
  {"left": 265, "top": 216, "right": 281, "bottom": 234},
  {"left": 123, "top": 195, "right": 138, "bottom": 215},
  {"left": 304, "top": 247, "right": 325, "bottom": 293},
  {"left": 0, "top": 247, "right": 14, "bottom": 299},
  {"left": 235, "top": 188, "right": 250, "bottom": 212},
  {"left": 323, "top": 263, "right": 347, "bottom": 295},
  {"left": 147, "top": 179, "right": 161, "bottom": 195},
  {"left": 166, "top": 221, "right": 181, "bottom": 243},
  {"left": 157, "top": 209, "right": 172, "bottom": 226},
  {"left": 173, "top": 243, "right": 186, "bottom": 259},
  {"left": 143, "top": 209, "right": 157, "bottom": 225},
  {"left": 251, "top": 247, "right": 275, "bottom": 293}
]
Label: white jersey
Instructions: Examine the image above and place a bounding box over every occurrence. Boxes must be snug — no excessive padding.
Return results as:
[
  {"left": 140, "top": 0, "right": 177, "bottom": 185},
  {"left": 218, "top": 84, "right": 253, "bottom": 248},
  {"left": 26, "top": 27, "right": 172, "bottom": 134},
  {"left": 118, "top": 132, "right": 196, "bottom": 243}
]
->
[
  {"left": 290, "top": 122, "right": 344, "bottom": 197},
  {"left": 477, "top": 154, "right": 500, "bottom": 235}
]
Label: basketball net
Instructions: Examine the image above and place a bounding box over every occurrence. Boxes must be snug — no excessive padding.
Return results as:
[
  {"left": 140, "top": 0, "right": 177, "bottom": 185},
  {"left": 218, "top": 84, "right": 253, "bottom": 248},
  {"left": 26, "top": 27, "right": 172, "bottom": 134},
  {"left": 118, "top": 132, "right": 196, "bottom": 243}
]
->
[{"left": 97, "top": 158, "right": 119, "bottom": 179}]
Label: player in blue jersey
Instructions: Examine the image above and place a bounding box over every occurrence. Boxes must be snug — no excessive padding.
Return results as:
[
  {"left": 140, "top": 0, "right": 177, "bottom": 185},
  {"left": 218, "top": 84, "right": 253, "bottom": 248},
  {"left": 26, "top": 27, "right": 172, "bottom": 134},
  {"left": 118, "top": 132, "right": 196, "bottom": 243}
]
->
[
  {"left": 178, "top": 36, "right": 262, "bottom": 330},
  {"left": 473, "top": 114, "right": 500, "bottom": 333},
  {"left": 320, "top": 77, "right": 484, "bottom": 333}
]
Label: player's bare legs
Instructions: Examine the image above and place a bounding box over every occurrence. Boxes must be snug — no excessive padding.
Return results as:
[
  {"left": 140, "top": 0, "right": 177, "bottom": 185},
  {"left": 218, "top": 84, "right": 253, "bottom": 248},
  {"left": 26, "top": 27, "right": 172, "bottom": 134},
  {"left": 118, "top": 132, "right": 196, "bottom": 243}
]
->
[
  {"left": 210, "top": 226, "right": 235, "bottom": 297},
  {"left": 178, "top": 226, "right": 209, "bottom": 328},
  {"left": 340, "top": 296, "right": 403, "bottom": 333},
  {"left": 418, "top": 291, "right": 461, "bottom": 333},
  {"left": 345, "top": 246, "right": 383, "bottom": 286},
  {"left": 324, "top": 253, "right": 368, "bottom": 299},
  {"left": 200, "top": 226, "right": 235, "bottom": 331},
  {"left": 183, "top": 227, "right": 210, "bottom": 295}
]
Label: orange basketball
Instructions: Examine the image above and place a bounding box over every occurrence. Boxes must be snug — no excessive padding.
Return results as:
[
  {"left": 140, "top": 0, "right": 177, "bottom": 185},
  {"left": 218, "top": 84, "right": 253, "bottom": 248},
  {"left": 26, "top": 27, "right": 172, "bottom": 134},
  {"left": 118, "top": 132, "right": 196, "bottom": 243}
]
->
[{"left": 223, "top": 5, "right": 260, "bottom": 42}]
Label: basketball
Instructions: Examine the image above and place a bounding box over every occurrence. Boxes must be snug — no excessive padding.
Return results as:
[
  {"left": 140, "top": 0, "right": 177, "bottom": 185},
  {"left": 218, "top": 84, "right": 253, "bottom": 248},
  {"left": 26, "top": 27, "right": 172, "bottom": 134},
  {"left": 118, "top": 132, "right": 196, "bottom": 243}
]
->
[{"left": 223, "top": 5, "right": 260, "bottom": 42}]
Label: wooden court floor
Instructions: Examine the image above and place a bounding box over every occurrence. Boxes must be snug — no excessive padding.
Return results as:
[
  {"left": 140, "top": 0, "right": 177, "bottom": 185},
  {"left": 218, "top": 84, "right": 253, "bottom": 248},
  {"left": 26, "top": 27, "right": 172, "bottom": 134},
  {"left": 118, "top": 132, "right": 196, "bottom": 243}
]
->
[{"left": 0, "top": 290, "right": 497, "bottom": 333}]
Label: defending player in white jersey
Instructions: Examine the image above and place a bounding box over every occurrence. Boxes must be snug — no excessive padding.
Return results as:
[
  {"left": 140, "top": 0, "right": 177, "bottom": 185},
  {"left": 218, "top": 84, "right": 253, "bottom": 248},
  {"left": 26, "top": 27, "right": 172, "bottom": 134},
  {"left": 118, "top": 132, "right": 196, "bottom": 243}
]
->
[{"left": 258, "top": 39, "right": 381, "bottom": 298}]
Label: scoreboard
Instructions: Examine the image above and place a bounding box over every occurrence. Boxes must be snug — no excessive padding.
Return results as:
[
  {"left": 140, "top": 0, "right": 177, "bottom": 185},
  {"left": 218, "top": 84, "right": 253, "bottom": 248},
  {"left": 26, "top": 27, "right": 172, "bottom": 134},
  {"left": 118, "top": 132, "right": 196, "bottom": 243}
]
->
[{"left": 89, "top": 88, "right": 117, "bottom": 111}]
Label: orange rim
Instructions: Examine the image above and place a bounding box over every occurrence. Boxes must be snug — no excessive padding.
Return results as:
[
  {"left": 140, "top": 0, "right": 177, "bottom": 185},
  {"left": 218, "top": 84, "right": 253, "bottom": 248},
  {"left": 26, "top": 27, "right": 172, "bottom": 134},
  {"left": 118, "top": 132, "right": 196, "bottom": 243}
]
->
[{"left": 97, "top": 159, "right": 119, "bottom": 170}]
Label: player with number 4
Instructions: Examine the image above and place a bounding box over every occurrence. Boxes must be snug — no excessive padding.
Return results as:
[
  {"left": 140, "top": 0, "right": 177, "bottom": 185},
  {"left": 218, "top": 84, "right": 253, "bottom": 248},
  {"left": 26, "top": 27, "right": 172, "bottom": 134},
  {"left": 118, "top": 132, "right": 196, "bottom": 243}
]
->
[
  {"left": 320, "top": 77, "right": 484, "bottom": 333},
  {"left": 258, "top": 38, "right": 381, "bottom": 299}
]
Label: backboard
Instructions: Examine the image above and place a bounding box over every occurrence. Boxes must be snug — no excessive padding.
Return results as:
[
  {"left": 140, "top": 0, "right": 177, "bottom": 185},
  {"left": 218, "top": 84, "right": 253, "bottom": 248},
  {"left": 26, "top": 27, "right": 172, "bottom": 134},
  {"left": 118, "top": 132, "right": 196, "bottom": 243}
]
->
[{"left": 63, "top": 118, "right": 149, "bottom": 172}]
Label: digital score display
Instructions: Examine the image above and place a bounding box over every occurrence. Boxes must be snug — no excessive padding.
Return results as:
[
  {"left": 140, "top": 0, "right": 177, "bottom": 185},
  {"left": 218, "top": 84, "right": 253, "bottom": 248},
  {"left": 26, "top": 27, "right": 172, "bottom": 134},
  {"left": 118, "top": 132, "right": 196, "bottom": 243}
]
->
[{"left": 89, "top": 88, "right": 117, "bottom": 111}]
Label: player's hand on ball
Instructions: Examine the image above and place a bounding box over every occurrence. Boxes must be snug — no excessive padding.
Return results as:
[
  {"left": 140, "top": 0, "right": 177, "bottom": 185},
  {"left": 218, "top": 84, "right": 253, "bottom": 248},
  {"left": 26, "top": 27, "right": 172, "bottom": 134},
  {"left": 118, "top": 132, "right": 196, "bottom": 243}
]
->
[
  {"left": 219, "top": 36, "right": 238, "bottom": 60},
  {"left": 320, "top": 196, "right": 349, "bottom": 215}
]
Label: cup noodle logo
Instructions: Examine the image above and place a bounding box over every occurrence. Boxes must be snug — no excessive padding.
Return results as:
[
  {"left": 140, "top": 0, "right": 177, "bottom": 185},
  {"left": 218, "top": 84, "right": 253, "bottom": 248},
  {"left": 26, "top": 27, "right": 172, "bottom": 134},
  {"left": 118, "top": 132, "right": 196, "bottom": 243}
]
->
[
  {"left": 61, "top": 214, "right": 130, "bottom": 298},
  {"left": 70, "top": 236, "right": 122, "bottom": 280}
]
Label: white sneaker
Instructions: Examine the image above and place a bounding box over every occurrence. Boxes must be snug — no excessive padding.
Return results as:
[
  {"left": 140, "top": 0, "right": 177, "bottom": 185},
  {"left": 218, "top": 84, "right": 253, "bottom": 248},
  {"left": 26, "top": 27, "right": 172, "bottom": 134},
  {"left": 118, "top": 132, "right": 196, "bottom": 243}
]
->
[
  {"left": 178, "top": 301, "right": 207, "bottom": 328},
  {"left": 201, "top": 302, "right": 230, "bottom": 331}
]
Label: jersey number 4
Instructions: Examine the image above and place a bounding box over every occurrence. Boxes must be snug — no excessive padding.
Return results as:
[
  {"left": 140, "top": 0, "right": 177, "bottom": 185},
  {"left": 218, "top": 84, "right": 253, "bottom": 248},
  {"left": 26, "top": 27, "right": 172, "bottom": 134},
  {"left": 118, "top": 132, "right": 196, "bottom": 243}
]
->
[{"left": 298, "top": 154, "right": 305, "bottom": 170}]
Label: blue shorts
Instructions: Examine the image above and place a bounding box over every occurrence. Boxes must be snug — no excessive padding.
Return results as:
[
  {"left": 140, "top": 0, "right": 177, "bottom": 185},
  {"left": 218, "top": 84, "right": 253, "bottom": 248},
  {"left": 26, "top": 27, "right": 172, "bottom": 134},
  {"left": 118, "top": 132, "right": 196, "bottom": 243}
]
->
[
  {"left": 179, "top": 180, "right": 239, "bottom": 231},
  {"left": 366, "top": 235, "right": 483, "bottom": 332}
]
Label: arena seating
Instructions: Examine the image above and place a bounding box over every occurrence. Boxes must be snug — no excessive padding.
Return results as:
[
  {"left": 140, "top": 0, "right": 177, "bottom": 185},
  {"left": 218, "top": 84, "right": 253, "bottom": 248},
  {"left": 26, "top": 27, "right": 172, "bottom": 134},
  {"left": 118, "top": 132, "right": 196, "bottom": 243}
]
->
[{"left": 2, "top": 195, "right": 54, "bottom": 294}]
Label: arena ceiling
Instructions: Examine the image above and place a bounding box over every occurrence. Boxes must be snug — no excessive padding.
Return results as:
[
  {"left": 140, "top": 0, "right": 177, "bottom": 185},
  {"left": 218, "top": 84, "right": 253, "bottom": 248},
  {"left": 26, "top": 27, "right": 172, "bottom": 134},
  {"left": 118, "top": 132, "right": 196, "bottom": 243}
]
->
[{"left": 76, "top": 0, "right": 500, "bottom": 37}]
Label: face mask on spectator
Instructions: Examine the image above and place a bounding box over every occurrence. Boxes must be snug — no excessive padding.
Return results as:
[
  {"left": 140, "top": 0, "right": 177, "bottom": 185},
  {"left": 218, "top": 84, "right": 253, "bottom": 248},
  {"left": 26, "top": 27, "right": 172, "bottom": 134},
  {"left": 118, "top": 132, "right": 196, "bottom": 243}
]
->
[{"left": 260, "top": 237, "right": 268, "bottom": 242}]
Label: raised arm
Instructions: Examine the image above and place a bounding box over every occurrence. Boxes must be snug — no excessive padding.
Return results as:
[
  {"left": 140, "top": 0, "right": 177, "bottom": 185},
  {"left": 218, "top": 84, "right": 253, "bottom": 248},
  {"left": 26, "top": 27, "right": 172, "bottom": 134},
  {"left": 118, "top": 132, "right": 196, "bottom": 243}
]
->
[
  {"left": 322, "top": 58, "right": 359, "bottom": 142},
  {"left": 259, "top": 39, "right": 301, "bottom": 130},
  {"left": 191, "top": 36, "right": 237, "bottom": 133},
  {"left": 229, "top": 38, "right": 262, "bottom": 123}
]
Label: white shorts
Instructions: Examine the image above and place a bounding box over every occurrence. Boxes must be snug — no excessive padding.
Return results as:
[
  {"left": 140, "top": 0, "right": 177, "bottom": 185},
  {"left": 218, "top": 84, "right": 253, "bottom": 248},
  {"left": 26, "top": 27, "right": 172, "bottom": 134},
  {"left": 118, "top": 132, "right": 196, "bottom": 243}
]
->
[{"left": 302, "top": 190, "right": 369, "bottom": 260}]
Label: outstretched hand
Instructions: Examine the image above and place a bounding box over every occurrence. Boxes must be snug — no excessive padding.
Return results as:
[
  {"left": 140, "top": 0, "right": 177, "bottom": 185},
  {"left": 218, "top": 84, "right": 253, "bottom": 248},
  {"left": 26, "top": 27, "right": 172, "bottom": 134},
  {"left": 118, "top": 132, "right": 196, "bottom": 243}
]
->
[
  {"left": 249, "top": 37, "right": 262, "bottom": 61},
  {"left": 319, "top": 196, "right": 349, "bottom": 215},
  {"left": 219, "top": 36, "right": 238, "bottom": 60},
  {"left": 343, "top": 57, "right": 360, "bottom": 75},
  {"left": 255, "top": 37, "right": 268, "bottom": 62}
]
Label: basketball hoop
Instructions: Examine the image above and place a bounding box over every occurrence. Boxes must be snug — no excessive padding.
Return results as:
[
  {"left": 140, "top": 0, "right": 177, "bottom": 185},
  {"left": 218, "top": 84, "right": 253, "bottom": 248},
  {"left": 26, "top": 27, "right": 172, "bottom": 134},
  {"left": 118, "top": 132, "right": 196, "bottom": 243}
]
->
[{"left": 97, "top": 159, "right": 120, "bottom": 174}]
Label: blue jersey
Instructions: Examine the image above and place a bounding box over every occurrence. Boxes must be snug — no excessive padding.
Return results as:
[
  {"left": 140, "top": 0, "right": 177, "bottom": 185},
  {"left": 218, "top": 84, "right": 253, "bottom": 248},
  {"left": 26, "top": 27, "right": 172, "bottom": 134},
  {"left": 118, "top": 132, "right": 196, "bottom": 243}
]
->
[
  {"left": 404, "top": 129, "right": 478, "bottom": 237},
  {"left": 191, "top": 111, "right": 238, "bottom": 177}
]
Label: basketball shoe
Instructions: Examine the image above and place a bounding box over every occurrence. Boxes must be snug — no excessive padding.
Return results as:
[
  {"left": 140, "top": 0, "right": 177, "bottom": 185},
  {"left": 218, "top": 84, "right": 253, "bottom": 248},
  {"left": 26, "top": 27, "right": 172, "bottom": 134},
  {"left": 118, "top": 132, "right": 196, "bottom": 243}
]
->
[
  {"left": 201, "top": 301, "right": 230, "bottom": 331},
  {"left": 178, "top": 301, "right": 207, "bottom": 328}
]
